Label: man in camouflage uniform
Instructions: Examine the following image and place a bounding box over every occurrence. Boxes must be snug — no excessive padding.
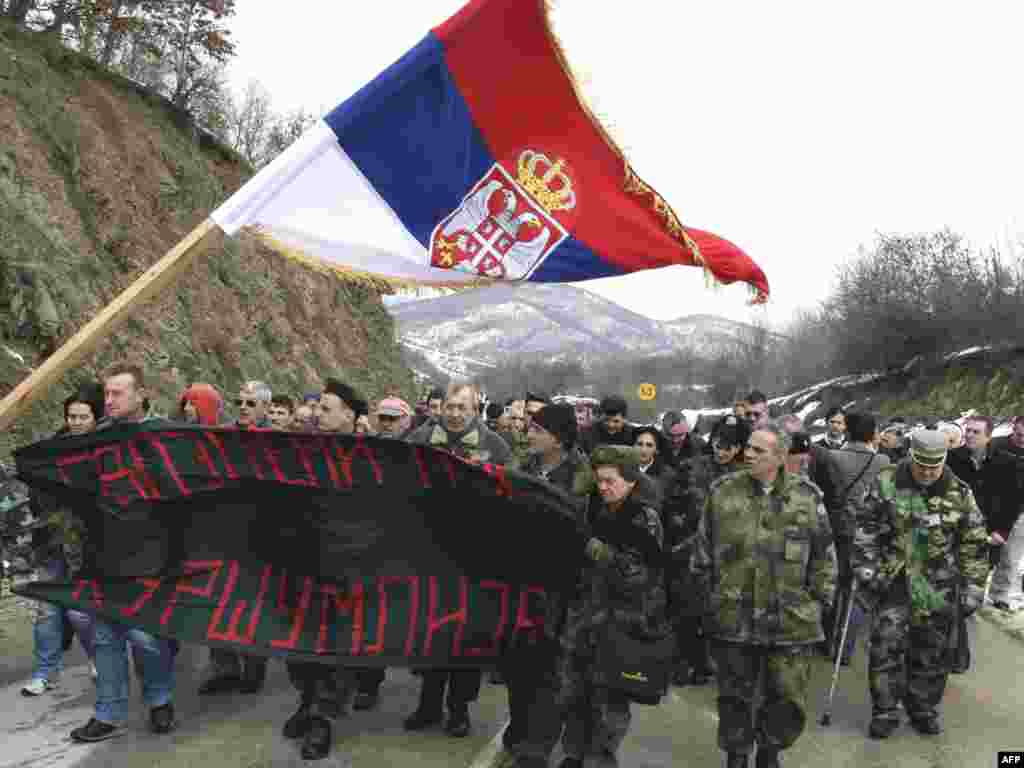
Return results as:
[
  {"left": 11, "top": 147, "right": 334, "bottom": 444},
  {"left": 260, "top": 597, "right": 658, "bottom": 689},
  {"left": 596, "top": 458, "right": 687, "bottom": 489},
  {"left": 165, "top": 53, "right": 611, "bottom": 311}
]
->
[
  {"left": 852, "top": 430, "right": 989, "bottom": 739},
  {"left": 693, "top": 424, "right": 836, "bottom": 768},
  {"left": 559, "top": 445, "right": 667, "bottom": 768},
  {"left": 669, "top": 415, "right": 750, "bottom": 685}
]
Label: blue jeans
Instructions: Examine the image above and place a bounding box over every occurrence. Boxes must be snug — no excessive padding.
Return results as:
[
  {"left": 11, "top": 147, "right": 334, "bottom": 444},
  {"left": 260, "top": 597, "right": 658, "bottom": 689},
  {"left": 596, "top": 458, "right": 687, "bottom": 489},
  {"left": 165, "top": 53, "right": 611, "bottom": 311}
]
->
[
  {"left": 30, "top": 558, "right": 96, "bottom": 681},
  {"left": 94, "top": 620, "right": 175, "bottom": 724}
]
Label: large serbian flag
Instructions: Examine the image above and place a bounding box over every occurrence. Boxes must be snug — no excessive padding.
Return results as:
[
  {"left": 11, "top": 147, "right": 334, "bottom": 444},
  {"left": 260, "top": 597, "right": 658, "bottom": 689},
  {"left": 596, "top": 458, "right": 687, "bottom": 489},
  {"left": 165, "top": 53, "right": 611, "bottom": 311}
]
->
[{"left": 211, "top": 0, "right": 769, "bottom": 301}]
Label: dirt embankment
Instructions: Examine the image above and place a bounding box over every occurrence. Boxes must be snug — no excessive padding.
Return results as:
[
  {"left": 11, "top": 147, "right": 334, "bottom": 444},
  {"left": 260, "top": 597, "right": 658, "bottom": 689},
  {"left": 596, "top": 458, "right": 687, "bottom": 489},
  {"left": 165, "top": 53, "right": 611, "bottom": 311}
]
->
[{"left": 0, "top": 23, "right": 413, "bottom": 460}]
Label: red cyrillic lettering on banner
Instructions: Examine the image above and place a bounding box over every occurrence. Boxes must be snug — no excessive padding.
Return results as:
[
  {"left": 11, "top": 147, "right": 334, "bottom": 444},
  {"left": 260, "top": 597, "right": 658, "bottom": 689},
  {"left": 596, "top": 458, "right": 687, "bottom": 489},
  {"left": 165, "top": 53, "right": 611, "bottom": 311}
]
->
[
  {"left": 72, "top": 578, "right": 104, "bottom": 609},
  {"left": 138, "top": 433, "right": 189, "bottom": 497},
  {"left": 353, "top": 436, "right": 384, "bottom": 485},
  {"left": 95, "top": 443, "right": 148, "bottom": 505},
  {"left": 363, "top": 576, "right": 420, "bottom": 657},
  {"left": 207, "top": 563, "right": 271, "bottom": 645},
  {"left": 270, "top": 576, "right": 314, "bottom": 650},
  {"left": 186, "top": 432, "right": 225, "bottom": 493},
  {"left": 204, "top": 431, "right": 239, "bottom": 481},
  {"left": 464, "top": 580, "right": 511, "bottom": 657},
  {"left": 513, "top": 586, "right": 548, "bottom": 645},
  {"left": 276, "top": 569, "right": 290, "bottom": 615},
  {"left": 56, "top": 451, "right": 96, "bottom": 487},
  {"left": 120, "top": 577, "right": 162, "bottom": 618},
  {"left": 482, "top": 464, "right": 514, "bottom": 498},
  {"left": 161, "top": 560, "right": 224, "bottom": 627},
  {"left": 317, "top": 437, "right": 342, "bottom": 489},
  {"left": 333, "top": 443, "right": 356, "bottom": 488},
  {"left": 316, "top": 582, "right": 365, "bottom": 655},
  {"left": 414, "top": 447, "right": 432, "bottom": 488},
  {"left": 285, "top": 438, "right": 320, "bottom": 488},
  {"left": 425, "top": 576, "right": 468, "bottom": 658},
  {"left": 253, "top": 434, "right": 290, "bottom": 484},
  {"left": 124, "top": 439, "right": 163, "bottom": 500}
]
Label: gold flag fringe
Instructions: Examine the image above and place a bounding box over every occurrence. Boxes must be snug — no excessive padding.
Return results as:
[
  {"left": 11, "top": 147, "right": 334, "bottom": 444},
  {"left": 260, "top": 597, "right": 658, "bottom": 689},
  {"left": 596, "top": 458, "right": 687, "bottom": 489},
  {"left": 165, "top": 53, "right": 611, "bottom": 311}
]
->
[
  {"left": 541, "top": 0, "right": 708, "bottom": 279},
  {"left": 249, "top": 228, "right": 496, "bottom": 295}
]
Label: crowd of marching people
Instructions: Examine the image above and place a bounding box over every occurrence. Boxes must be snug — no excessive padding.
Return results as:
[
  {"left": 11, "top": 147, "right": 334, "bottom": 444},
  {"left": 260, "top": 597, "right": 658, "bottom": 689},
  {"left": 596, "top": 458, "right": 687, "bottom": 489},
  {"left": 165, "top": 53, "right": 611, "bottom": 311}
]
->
[{"left": 5, "top": 363, "right": 1024, "bottom": 767}]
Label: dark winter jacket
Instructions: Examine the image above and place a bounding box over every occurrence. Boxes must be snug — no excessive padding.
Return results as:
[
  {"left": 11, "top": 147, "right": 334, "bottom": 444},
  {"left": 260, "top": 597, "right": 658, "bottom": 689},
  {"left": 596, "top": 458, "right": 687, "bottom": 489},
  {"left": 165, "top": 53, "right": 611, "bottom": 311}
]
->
[
  {"left": 946, "top": 445, "right": 1022, "bottom": 540},
  {"left": 824, "top": 442, "right": 890, "bottom": 537}
]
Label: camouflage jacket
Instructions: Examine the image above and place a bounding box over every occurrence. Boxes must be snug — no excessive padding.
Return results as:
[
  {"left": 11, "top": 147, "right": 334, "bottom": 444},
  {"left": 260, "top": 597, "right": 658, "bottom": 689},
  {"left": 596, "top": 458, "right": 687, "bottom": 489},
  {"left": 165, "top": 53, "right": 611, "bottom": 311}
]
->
[
  {"left": 562, "top": 485, "right": 669, "bottom": 657},
  {"left": 664, "top": 456, "right": 742, "bottom": 617},
  {"left": 852, "top": 462, "right": 989, "bottom": 623},
  {"left": 693, "top": 469, "right": 837, "bottom": 646}
]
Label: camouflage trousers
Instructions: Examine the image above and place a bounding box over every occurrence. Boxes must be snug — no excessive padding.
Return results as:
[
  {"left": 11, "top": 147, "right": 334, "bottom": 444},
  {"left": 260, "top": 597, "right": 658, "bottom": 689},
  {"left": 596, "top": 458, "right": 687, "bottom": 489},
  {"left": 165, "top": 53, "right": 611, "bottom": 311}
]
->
[
  {"left": 286, "top": 661, "right": 358, "bottom": 719},
  {"left": 712, "top": 642, "right": 812, "bottom": 754},
  {"left": 867, "top": 601, "right": 954, "bottom": 722},
  {"left": 559, "top": 646, "right": 632, "bottom": 765}
]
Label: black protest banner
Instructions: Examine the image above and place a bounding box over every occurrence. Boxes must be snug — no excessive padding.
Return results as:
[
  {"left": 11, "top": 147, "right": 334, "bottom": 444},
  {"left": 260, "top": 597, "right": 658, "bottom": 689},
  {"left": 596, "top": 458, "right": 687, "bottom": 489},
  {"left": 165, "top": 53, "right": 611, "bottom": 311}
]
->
[{"left": 14, "top": 422, "right": 585, "bottom": 667}]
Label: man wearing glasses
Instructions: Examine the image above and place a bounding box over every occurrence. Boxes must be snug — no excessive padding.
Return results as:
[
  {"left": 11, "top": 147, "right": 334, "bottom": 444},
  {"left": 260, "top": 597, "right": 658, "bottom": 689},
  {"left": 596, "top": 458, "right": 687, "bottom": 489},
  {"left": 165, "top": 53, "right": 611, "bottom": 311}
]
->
[
  {"left": 234, "top": 381, "right": 272, "bottom": 429},
  {"left": 198, "top": 380, "right": 272, "bottom": 697}
]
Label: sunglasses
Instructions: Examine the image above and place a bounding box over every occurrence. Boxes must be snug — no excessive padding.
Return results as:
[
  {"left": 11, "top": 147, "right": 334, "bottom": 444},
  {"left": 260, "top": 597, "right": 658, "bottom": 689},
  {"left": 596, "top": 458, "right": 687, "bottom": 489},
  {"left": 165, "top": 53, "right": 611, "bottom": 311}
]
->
[{"left": 235, "top": 398, "right": 259, "bottom": 408}]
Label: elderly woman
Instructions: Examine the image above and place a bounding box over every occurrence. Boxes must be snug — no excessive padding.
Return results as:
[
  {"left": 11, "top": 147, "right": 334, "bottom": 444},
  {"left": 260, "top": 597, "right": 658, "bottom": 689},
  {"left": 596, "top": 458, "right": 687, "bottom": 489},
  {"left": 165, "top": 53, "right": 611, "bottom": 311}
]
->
[{"left": 559, "top": 445, "right": 668, "bottom": 768}]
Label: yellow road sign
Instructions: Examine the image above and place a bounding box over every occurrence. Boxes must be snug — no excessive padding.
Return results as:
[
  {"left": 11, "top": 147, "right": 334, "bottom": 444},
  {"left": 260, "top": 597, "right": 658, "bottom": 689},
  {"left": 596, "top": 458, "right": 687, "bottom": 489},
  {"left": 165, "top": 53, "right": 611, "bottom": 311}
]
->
[{"left": 638, "top": 383, "right": 657, "bottom": 401}]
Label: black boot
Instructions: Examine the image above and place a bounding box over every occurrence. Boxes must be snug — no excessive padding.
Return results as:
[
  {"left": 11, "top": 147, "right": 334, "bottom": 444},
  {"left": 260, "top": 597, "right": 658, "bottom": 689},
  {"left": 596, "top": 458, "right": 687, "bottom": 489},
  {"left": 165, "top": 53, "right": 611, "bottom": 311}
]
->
[
  {"left": 198, "top": 674, "right": 242, "bottom": 695},
  {"left": 868, "top": 717, "right": 899, "bottom": 739},
  {"left": 445, "top": 707, "right": 471, "bottom": 738},
  {"left": 403, "top": 708, "right": 444, "bottom": 731},
  {"left": 282, "top": 703, "right": 312, "bottom": 740},
  {"left": 755, "top": 747, "right": 780, "bottom": 768},
  {"left": 909, "top": 715, "right": 942, "bottom": 735},
  {"left": 301, "top": 717, "right": 332, "bottom": 760},
  {"left": 726, "top": 753, "right": 750, "bottom": 768}
]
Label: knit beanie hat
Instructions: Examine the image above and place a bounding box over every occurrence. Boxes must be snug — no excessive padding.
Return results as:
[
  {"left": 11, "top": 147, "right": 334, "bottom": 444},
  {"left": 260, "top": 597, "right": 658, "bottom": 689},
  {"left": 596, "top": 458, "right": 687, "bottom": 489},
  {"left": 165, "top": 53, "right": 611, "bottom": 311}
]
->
[
  {"left": 531, "top": 403, "right": 578, "bottom": 448},
  {"left": 324, "top": 378, "right": 368, "bottom": 418},
  {"left": 590, "top": 444, "right": 643, "bottom": 471}
]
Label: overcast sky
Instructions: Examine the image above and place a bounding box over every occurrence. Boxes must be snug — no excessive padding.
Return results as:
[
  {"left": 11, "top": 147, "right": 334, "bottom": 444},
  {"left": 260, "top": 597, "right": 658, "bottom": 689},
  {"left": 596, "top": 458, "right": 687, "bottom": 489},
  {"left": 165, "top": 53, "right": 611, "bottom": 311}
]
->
[{"left": 226, "top": 1, "right": 1022, "bottom": 328}]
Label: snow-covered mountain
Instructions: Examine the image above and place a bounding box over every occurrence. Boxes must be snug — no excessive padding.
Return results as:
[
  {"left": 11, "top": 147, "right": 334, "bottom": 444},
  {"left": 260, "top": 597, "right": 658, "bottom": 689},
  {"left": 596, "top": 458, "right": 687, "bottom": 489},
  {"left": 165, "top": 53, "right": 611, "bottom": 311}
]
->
[{"left": 387, "top": 284, "right": 781, "bottom": 380}]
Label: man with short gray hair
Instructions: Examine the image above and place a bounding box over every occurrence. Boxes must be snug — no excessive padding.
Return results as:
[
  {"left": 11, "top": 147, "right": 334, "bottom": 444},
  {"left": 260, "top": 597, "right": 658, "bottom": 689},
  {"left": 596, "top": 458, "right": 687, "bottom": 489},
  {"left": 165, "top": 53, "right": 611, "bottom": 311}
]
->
[
  {"left": 693, "top": 426, "right": 836, "bottom": 768},
  {"left": 199, "top": 380, "right": 274, "bottom": 698},
  {"left": 235, "top": 380, "right": 271, "bottom": 429}
]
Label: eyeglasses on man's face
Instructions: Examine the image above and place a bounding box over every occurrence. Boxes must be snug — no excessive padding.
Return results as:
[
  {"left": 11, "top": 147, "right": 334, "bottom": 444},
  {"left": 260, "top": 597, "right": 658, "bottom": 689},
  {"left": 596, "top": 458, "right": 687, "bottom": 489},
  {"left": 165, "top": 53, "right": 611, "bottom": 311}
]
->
[{"left": 235, "top": 398, "right": 259, "bottom": 408}]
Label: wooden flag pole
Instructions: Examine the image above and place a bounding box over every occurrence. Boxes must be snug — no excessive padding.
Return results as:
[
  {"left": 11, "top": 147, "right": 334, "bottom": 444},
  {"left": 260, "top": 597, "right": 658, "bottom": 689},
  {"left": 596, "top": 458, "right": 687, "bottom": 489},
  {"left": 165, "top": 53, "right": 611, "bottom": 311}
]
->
[{"left": 0, "top": 218, "right": 224, "bottom": 433}]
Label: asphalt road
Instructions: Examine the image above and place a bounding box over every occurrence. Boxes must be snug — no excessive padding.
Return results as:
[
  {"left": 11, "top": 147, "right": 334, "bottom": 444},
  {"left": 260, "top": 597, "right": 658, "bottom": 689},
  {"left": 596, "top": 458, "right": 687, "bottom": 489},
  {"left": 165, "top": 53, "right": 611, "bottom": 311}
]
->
[{"left": 1, "top": 594, "right": 1022, "bottom": 768}]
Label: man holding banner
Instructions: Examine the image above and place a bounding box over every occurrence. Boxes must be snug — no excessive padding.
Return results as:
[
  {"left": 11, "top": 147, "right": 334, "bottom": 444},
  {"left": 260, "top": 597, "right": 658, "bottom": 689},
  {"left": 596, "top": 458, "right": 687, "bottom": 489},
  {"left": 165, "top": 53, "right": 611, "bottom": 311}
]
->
[
  {"left": 282, "top": 377, "right": 370, "bottom": 760},
  {"left": 404, "top": 381, "right": 511, "bottom": 738},
  {"left": 70, "top": 362, "right": 179, "bottom": 744}
]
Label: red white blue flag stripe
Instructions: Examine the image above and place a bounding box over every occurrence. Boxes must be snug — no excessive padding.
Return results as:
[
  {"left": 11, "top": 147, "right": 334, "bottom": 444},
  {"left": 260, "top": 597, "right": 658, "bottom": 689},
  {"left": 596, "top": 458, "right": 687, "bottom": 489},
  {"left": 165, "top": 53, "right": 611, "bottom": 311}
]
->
[{"left": 212, "top": 0, "right": 769, "bottom": 300}]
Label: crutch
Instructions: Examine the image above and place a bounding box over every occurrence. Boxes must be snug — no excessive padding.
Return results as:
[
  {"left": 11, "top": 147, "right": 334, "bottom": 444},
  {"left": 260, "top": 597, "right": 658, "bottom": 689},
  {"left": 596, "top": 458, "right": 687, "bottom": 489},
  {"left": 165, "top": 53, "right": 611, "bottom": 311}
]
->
[{"left": 820, "top": 579, "right": 857, "bottom": 726}]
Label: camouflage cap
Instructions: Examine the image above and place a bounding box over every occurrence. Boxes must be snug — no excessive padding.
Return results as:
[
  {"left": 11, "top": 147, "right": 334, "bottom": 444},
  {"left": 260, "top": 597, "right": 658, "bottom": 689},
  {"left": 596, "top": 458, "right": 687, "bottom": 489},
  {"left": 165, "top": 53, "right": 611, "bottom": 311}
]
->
[
  {"left": 910, "top": 429, "right": 948, "bottom": 466},
  {"left": 590, "top": 444, "right": 643, "bottom": 470}
]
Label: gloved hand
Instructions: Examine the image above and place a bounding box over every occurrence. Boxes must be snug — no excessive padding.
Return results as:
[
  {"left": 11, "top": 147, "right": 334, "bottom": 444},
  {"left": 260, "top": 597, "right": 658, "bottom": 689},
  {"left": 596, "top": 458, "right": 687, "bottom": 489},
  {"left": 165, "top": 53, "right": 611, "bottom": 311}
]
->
[{"left": 585, "top": 537, "right": 613, "bottom": 564}]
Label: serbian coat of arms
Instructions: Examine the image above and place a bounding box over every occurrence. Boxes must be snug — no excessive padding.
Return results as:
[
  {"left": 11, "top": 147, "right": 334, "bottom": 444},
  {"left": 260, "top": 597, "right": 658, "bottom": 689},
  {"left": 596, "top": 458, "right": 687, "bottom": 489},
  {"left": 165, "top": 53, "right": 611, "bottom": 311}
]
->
[{"left": 429, "top": 149, "right": 577, "bottom": 280}]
